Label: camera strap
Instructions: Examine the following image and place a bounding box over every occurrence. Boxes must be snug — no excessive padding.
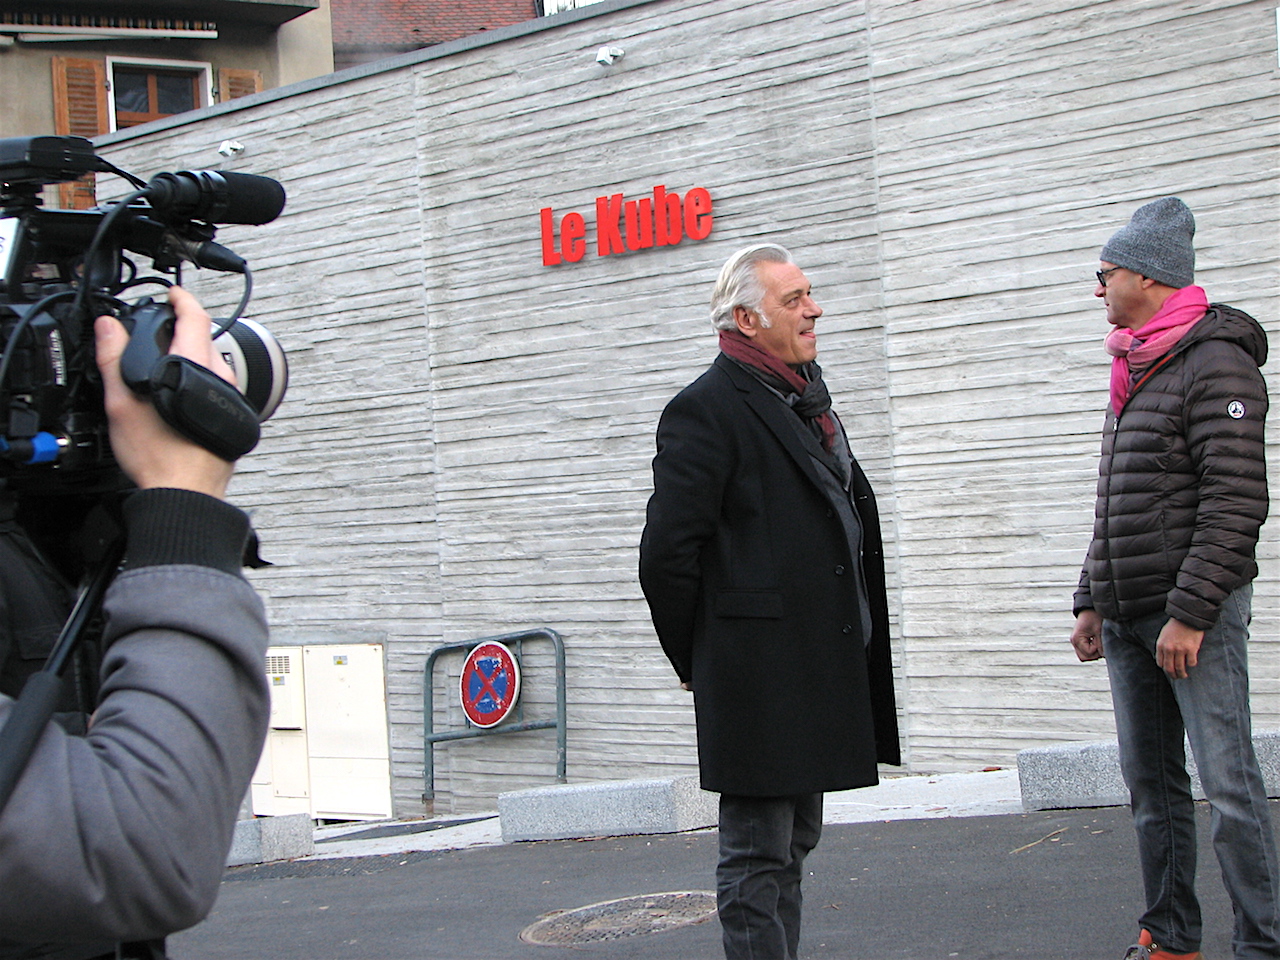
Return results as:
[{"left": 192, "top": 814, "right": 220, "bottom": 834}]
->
[
  {"left": 118, "top": 298, "right": 261, "bottom": 463},
  {"left": 148, "top": 356, "right": 260, "bottom": 463}
]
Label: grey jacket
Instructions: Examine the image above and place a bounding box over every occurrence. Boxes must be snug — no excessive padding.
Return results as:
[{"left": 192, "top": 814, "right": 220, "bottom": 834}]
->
[
  {"left": 1074, "top": 304, "right": 1269, "bottom": 627},
  {"left": 0, "top": 490, "right": 269, "bottom": 958}
]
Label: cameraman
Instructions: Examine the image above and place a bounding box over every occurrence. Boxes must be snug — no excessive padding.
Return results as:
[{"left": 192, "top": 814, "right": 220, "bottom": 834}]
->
[{"left": 0, "top": 286, "right": 271, "bottom": 960}]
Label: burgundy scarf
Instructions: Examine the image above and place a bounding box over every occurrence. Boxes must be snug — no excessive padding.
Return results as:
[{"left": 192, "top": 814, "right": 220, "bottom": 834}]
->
[{"left": 719, "top": 329, "right": 836, "bottom": 452}]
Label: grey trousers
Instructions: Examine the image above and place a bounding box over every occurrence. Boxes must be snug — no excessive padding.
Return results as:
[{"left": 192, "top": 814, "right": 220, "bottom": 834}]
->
[
  {"left": 716, "top": 792, "right": 823, "bottom": 960},
  {"left": 1104, "top": 585, "right": 1280, "bottom": 958}
]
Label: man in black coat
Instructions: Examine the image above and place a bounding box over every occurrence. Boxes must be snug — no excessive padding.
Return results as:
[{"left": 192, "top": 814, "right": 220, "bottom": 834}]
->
[{"left": 640, "top": 242, "right": 899, "bottom": 960}]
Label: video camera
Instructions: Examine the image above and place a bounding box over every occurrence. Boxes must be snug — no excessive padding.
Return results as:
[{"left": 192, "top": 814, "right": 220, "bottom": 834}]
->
[{"left": 0, "top": 135, "right": 288, "bottom": 495}]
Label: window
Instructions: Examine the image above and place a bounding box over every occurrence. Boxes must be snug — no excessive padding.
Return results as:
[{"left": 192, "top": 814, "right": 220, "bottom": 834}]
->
[
  {"left": 105, "top": 57, "right": 213, "bottom": 132},
  {"left": 50, "top": 57, "right": 261, "bottom": 209},
  {"left": 112, "top": 66, "right": 200, "bottom": 127}
]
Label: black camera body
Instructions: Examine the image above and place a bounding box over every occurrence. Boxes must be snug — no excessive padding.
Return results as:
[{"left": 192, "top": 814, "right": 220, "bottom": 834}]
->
[{"left": 0, "top": 136, "right": 288, "bottom": 493}]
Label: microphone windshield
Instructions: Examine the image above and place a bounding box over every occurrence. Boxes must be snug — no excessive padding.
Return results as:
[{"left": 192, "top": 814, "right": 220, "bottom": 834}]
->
[{"left": 144, "top": 170, "right": 286, "bottom": 226}]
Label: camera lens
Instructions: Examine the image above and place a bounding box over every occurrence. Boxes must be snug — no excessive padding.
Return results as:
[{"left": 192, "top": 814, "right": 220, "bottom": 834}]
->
[{"left": 212, "top": 318, "right": 288, "bottom": 421}]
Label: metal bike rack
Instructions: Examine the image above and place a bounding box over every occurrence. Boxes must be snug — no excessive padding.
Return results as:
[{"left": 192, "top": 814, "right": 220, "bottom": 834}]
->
[{"left": 422, "top": 627, "right": 566, "bottom": 804}]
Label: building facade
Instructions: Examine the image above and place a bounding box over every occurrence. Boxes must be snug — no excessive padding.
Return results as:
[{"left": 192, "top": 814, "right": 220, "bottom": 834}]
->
[
  {"left": 85, "top": 0, "right": 1279, "bottom": 816},
  {"left": 0, "top": 0, "right": 333, "bottom": 195}
]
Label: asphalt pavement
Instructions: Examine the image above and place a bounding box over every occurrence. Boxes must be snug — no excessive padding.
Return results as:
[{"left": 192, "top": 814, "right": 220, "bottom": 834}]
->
[{"left": 168, "top": 771, "right": 1277, "bottom": 960}]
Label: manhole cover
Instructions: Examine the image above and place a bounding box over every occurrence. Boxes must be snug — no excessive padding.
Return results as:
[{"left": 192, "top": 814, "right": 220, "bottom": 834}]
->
[{"left": 520, "top": 890, "right": 717, "bottom": 946}]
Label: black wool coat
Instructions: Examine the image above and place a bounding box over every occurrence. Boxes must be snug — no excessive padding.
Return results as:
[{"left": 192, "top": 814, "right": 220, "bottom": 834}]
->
[{"left": 639, "top": 354, "right": 900, "bottom": 797}]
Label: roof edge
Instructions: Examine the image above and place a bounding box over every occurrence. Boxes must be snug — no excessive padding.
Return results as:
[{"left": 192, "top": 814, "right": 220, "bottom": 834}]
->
[{"left": 96, "top": 0, "right": 662, "bottom": 148}]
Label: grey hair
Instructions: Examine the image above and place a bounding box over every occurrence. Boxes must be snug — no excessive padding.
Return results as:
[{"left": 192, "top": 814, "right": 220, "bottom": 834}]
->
[{"left": 709, "top": 242, "right": 793, "bottom": 332}]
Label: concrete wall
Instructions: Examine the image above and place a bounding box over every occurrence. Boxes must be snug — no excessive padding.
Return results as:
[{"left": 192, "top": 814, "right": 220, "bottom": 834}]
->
[{"left": 92, "top": 0, "right": 1280, "bottom": 815}]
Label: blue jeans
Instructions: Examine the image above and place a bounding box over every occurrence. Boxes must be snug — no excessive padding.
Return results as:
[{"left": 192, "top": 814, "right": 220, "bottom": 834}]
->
[
  {"left": 1103, "top": 584, "right": 1280, "bottom": 958},
  {"left": 717, "top": 793, "right": 823, "bottom": 960}
]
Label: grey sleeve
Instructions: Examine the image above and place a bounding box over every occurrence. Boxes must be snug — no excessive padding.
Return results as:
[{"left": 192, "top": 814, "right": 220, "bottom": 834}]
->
[{"left": 0, "top": 563, "right": 269, "bottom": 944}]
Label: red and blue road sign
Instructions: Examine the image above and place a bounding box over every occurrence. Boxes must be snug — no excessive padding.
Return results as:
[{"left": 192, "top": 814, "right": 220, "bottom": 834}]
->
[{"left": 459, "top": 641, "right": 521, "bottom": 728}]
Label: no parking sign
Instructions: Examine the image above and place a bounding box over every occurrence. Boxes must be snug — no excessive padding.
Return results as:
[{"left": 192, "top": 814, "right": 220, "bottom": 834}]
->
[{"left": 459, "top": 641, "right": 521, "bottom": 728}]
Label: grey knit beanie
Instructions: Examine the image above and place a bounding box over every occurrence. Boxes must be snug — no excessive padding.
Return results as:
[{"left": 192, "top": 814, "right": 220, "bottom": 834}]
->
[{"left": 1100, "top": 197, "right": 1196, "bottom": 288}]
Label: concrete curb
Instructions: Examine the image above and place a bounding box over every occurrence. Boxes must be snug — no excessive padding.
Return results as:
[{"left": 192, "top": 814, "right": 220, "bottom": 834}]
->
[
  {"left": 1017, "top": 729, "right": 1280, "bottom": 811},
  {"left": 228, "top": 812, "right": 316, "bottom": 866},
  {"left": 498, "top": 775, "right": 718, "bottom": 842}
]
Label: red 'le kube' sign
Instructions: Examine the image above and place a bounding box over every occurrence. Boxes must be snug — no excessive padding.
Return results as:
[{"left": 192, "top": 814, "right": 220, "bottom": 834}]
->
[{"left": 541, "top": 185, "right": 713, "bottom": 265}]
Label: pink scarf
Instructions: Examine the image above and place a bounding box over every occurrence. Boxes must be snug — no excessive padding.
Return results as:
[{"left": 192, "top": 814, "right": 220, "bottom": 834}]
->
[{"left": 1105, "top": 285, "right": 1208, "bottom": 414}]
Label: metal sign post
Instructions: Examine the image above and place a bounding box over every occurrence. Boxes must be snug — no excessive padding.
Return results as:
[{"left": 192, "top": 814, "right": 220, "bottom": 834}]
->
[{"left": 422, "top": 627, "right": 566, "bottom": 807}]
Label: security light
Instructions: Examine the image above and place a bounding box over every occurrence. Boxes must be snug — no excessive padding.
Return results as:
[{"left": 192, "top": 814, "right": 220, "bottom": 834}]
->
[{"left": 595, "top": 45, "right": 624, "bottom": 66}]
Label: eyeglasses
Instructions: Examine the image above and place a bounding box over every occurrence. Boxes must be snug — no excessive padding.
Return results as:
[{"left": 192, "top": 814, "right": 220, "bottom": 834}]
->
[{"left": 1096, "top": 267, "right": 1122, "bottom": 287}]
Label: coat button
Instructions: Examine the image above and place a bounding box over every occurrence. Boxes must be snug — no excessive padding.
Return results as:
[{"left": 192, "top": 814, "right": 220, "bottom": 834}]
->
[{"left": 834, "top": 565, "right": 845, "bottom": 575}]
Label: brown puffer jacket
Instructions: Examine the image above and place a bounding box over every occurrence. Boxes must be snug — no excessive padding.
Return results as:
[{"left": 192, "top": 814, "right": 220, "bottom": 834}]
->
[{"left": 1074, "top": 304, "right": 1269, "bottom": 629}]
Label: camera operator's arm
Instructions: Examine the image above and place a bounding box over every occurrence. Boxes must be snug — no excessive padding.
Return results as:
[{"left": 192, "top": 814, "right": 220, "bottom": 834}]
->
[{"left": 0, "top": 287, "right": 270, "bottom": 945}]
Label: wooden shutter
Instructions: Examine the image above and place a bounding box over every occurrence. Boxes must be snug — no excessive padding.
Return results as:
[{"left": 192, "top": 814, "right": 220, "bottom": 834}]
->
[
  {"left": 218, "top": 68, "right": 263, "bottom": 102},
  {"left": 51, "top": 56, "right": 108, "bottom": 210}
]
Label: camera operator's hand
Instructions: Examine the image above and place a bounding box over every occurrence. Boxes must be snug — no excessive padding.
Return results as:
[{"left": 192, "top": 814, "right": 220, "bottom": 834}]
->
[{"left": 95, "top": 286, "right": 238, "bottom": 499}]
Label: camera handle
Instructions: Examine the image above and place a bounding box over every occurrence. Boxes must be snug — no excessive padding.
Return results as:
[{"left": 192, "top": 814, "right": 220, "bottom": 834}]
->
[
  {"left": 120, "top": 299, "right": 261, "bottom": 461},
  {"left": 0, "top": 534, "right": 125, "bottom": 814}
]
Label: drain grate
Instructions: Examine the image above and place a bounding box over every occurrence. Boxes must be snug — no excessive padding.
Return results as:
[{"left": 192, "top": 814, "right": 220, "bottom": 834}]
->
[{"left": 520, "top": 890, "right": 717, "bottom": 946}]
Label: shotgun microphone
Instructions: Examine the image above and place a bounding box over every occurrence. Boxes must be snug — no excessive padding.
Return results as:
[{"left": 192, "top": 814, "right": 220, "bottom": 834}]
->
[{"left": 143, "top": 170, "right": 286, "bottom": 226}]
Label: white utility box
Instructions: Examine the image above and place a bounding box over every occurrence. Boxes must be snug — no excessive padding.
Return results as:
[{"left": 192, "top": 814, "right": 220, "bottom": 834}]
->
[{"left": 251, "top": 643, "right": 392, "bottom": 820}]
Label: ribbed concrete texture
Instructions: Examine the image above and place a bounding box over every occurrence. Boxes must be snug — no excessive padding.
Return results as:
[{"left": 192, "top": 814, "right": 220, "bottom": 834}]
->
[
  {"left": 1017, "top": 729, "right": 1280, "bottom": 811},
  {"left": 96, "top": 0, "right": 1280, "bottom": 817},
  {"left": 227, "top": 813, "right": 316, "bottom": 866},
  {"left": 498, "top": 775, "right": 718, "bottom": 842}
]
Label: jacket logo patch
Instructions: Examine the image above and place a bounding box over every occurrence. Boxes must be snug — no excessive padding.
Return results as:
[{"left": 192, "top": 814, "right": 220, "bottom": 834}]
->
[{"left": 1228, "top": 400, "right": 1246, "bottom": 419}]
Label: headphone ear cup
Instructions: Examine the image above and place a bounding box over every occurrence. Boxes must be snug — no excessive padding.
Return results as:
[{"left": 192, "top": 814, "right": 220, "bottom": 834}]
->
[{"left": 148, "top": 355, "right": 260, "bottom": 462}]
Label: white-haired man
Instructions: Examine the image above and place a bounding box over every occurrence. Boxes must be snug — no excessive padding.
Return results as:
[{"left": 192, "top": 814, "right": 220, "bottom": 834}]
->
[{"left": 640, "top": 243, "right": 900, "bottom": 960}]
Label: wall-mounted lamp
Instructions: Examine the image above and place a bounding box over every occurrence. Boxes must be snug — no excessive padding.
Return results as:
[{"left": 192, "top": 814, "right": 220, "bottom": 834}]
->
[
  {"left": 217, "top": 139, "right": 245, "bottom": 158},
  {"left": 595, "top": 45, "right": 624, "bottom": 66}
]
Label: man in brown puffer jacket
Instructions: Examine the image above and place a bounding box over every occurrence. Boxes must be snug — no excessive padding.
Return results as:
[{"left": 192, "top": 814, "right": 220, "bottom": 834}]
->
[{"left": 1070, "top": 197, "right": 1280, "bottom": 960}]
